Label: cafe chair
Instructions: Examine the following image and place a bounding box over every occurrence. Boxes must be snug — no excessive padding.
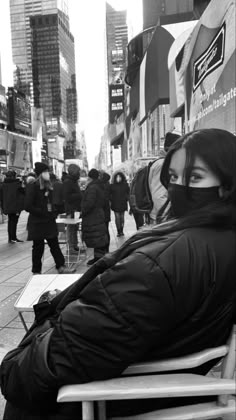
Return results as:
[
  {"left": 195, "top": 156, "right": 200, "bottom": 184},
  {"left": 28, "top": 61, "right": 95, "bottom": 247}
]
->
[{"left": 57, "top": 325, "right": 236, "bottom": 420}]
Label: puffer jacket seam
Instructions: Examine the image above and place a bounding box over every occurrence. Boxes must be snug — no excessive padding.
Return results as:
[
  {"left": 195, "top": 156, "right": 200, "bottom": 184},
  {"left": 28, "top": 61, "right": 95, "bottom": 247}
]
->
[{"left": 134, "top": 250, "right": 175, "bottom": 301}]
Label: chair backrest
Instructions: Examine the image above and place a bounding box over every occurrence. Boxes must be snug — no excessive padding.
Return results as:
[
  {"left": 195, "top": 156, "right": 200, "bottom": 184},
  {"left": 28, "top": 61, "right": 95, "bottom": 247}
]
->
[{"left": 123, "top": 325, "right": 235, "bottom": 376}]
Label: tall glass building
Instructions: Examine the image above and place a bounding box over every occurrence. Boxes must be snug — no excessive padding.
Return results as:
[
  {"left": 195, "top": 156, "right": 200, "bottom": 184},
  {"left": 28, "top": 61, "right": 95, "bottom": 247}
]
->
[{"left": 9, "top": 0, "right": 77, "bottom": 144}]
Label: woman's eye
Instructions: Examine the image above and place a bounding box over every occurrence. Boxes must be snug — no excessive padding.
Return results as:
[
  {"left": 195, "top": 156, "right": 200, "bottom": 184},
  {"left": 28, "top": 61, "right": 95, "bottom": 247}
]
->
[
  {"left": 190, "top": 173, "right": 202, "bottom": 182},
  {"left": 169, "top": 174, "right": 177, "bottom": 182}
]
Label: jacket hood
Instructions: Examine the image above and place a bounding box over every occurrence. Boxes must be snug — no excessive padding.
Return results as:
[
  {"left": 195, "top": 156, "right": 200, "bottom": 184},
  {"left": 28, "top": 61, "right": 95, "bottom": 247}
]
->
[
  {"left": 101, "top": 172, "right": 110, "bottom": 183},
  {"left": 112, "top": 171, "right": 126, "bottom": 184}
]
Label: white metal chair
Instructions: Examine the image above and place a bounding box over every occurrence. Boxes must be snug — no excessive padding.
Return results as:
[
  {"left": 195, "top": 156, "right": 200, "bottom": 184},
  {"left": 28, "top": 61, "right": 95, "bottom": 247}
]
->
[{"left": 57, "top": 325, "right": 236, "bottom": 420}]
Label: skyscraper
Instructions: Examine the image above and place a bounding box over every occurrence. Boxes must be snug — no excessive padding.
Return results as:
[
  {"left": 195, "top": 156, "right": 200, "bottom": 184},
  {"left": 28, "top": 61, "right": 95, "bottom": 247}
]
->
[
  {"left": 9, "top": 0, "right": 69, "bottom": 96},
  {"left": 30, "top": 12, "right": 77, "bottom": 141},
  {"left": 9, "top": 0, "right": 77, "bottom": 150},
  {"left": 106, "top": 2, "right": 128, "bottom": 85},
  {"left": 106, "top": 2, "right": 128, "bottom": 125}
]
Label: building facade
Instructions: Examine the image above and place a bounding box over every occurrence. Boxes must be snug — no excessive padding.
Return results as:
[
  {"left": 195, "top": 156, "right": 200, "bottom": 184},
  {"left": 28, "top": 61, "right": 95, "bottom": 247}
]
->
[
  {"left": 9, "top": 0, "right": 69, "bottom": 96},
  {"left": 30, "top": 12, "right": 77, "bottom": 141}
]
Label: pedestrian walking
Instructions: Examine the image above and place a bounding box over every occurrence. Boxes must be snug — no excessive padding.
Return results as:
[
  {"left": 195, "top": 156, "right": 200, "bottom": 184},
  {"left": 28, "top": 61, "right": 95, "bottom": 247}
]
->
[
  {"left": 110, "top": 171, "right": 129, "bottom": 236},
  {"left": 99, "top": 171, "right": 111, "bottom": 251},
  {"left": 63, "top": 164, "right": 82, "bottom": 253},
  {"left": 2, "top": 170, "right": 25, "bottom": 243},
  {"left": 81, "top": 168, "right": 108, "bottom": 265},
  {"left": 1, "top": 129, "right": 236, "bottom": 419},
  {"left": 24, "top": 162, "right": 75, "bottom": 274}
]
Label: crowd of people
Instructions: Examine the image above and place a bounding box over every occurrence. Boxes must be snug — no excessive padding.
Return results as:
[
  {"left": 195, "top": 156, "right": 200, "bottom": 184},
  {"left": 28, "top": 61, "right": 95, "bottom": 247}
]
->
[{"left": 0, "top": 128, "right": 236, "bottom": 420}]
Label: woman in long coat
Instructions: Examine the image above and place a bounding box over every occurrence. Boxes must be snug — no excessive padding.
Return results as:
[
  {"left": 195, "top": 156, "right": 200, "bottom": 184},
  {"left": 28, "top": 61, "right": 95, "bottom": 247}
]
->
[
  {"left": 25, "top": 162, "right": 74, "bottom": 274},
  {"left": 110, "top": 171, "right": 129, "bottom": 236},
  {"left": 81, "top": 168, "right": 108, "bottom": 265}
]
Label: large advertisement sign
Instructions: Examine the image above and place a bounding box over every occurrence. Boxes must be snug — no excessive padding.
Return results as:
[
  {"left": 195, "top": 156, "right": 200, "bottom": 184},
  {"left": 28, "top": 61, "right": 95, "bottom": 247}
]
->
[
  {"left": 8, "top": 88, "right": 32, "bottom": 135},
  {"left": 7, "top": 133, "right": 33, "bottom": 171},
  {"left": 184, "top": 0, "right": 236, "bottom": 133},
  {"left": 109, "top": 84, "right": 124, "bottom": 124},
  {"left": 0, "top": 85, "right": 8, "bottom": 125}
]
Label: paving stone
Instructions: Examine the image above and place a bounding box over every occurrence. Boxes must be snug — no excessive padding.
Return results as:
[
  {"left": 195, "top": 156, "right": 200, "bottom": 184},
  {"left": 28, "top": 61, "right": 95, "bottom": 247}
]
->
[{"left": 0, "top": 327, "right": 25, "bottom": 348}]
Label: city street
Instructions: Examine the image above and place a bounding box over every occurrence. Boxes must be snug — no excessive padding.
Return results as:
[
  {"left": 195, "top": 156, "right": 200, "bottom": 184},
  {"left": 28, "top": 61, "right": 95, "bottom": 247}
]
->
[{"left": 0, "top": 210, "right": 137, "bottom": 415}]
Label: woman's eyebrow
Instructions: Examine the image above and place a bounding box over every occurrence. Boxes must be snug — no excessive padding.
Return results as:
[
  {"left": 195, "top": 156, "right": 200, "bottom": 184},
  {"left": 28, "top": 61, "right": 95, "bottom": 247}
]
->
[
  {"left": 168, "top": 168, "right": 176, "bottom": 173},
  {"left": 191, "top": 166, "right": 208, "bottom": 172}
]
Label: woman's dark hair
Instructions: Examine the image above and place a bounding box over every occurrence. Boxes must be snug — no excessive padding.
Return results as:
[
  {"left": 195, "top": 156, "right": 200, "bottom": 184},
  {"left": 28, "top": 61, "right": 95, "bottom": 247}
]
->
[{"left": 152, "top": 128, "right": 236, "bottom": 234}]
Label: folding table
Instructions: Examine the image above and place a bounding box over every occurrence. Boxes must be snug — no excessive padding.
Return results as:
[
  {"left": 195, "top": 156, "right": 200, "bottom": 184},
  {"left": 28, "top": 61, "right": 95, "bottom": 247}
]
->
[{"left": 14, "top": 274, "right": 81, "bottom": 331}]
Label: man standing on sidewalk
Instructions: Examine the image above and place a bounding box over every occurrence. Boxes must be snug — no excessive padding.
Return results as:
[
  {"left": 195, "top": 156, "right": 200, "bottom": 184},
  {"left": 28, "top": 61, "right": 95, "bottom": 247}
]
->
[{"left": 63, "top": 164, "right": 82, "bottom": 254}]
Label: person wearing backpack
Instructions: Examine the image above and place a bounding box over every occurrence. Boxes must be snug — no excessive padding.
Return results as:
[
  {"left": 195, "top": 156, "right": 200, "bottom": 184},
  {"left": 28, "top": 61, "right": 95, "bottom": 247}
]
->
[
  {"left": 148, "top": 132, "right": 180, "bottom": 224},
  {"left": 110, "top": 171, "right": 129, "bottom": 237}
]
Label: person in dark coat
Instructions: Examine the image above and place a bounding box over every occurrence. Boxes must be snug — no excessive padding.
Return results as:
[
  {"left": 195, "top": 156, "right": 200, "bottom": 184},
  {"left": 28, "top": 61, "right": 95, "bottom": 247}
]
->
[
  {"left": 24, "top": 162, "right": 75, "bottom": 275},
  {"left": 1, "top": 129, "right": 236, "bottom": 420},
  {"left": 81, "top": 168, "right": 108, "bottom": 265},
  {"left": 110, "top": 171, "right": 129, "bottom": 236},
  {"left": 63, "top": 164, "right": 82, "bottom": 253},
  {"left": 99, "top": 171, "right": 111, "bottom": 251},
  {"left": 50, "top": 173, "right": 65, "bottom": 215},
  {"left": 2, "top": 170, "right": 25, "bottom": 243}
]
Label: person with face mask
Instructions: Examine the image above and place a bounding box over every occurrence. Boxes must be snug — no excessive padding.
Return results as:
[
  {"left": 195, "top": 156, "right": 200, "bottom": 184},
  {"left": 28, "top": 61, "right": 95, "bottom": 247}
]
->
[
  {"left": 1, "top": 129, "right": 236, "bottom": 419},
  {"left": 110, "top": 171, "right": 130, "bottom": 236},
  {"left": 24, "top": 162, "right": 75, "bottom": 275}
]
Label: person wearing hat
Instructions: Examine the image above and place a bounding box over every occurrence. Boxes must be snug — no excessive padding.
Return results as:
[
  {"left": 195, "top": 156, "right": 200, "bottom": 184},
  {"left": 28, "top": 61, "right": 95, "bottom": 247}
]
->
[
  {"left": 63, "top": 163, "right": 83, "bottom": 254},
  {"left": 81, "top": 168, "right": 108, "bottom": 265},
  {"left": 24, "top": 162, "right": 75, "bottom": 274}
]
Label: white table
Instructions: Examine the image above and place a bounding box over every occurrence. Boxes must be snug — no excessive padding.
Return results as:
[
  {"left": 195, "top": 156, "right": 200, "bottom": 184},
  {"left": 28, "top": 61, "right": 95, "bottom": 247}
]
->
[{"left": 14, "top": 274, "right": 81, "bottom": 330}]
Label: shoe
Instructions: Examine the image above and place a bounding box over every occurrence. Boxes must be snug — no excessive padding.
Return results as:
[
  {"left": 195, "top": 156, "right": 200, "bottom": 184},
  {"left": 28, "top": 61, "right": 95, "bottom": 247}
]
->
[
  {"left": 32, "top": 272, "right": 41, "bottom": 275},
  {"left": 87, "top": 257, "right": 100, "bottom": 266},
  {"left": 8, "top": 240, "right": 16, "bottom": 244},
  {"left": 16, "top": 238, "right": 24, "bottom": 243},
  {"left": 120, "top": 232, "right": 124, "bottom": 236},
  {"left": 117, "top": 233, "right": 121, "bottom": 237},
  {"left": 58, "top": 266, "right": 76, "bottom": 274}
]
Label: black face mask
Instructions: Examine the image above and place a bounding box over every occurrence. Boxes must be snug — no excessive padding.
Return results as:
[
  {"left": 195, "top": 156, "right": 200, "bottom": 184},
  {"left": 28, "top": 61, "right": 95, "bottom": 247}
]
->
[{"left": 168, "top": 184, "right": 221, "bottom": 217}]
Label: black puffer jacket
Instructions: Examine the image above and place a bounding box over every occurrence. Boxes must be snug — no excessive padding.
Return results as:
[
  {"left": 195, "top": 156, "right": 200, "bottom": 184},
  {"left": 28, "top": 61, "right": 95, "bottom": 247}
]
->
[
  {"left": 2, "top": 178, "right": 25, "bottom": 214},
  {"left": 81, "top": 179, "right": 108, "bottom": 248},
  {"left": 1, "top": 227, "right": 236, "bottom": 419},
  {"left": 110, "top": 173, "right": 129, "bottom": 212},
  {"left": 24, "top": 181, "right": 58, "bottom": 240},
  {"left": 63, "top": 175, "right": 82, "bottom": 215}
]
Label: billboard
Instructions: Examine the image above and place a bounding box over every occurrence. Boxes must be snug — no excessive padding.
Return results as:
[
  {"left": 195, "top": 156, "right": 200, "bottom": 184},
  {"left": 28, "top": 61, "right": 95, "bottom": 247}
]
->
[
  {"left": 0, "top": 85, "right": 8, "bottom": 125},
  {"left": 7, "top": 133, "right": 33, "bottom": 170},
  {"left": 184, "top": 0, "right": 236, "bottom": 133},
  {"left": 8, "top": 88, "right": 32, "bottom": 135},
  {"left": 109, "top": 84, "right": 124, "bottom": 124}
]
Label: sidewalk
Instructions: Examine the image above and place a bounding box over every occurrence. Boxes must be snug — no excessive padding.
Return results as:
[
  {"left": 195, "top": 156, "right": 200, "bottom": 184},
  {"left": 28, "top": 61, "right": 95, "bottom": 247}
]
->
[{"left": 0, "top": 210, "right": 137, "bottom": 415}]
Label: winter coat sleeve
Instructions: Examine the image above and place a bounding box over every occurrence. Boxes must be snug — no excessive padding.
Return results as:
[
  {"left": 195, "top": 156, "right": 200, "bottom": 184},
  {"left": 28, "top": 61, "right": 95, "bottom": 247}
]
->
[{"left": 0, "top": 250, "right": 176, "bottom": 407}]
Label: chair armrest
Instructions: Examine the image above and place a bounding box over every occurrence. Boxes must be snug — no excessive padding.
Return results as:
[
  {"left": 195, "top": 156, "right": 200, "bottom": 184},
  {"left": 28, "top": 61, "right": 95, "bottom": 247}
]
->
[
  {"left": 57, "top": 373, "right": 235, "bottom": 403},
  {"left": 123, "top": 346, "right": 228, "bottom": 375}
]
